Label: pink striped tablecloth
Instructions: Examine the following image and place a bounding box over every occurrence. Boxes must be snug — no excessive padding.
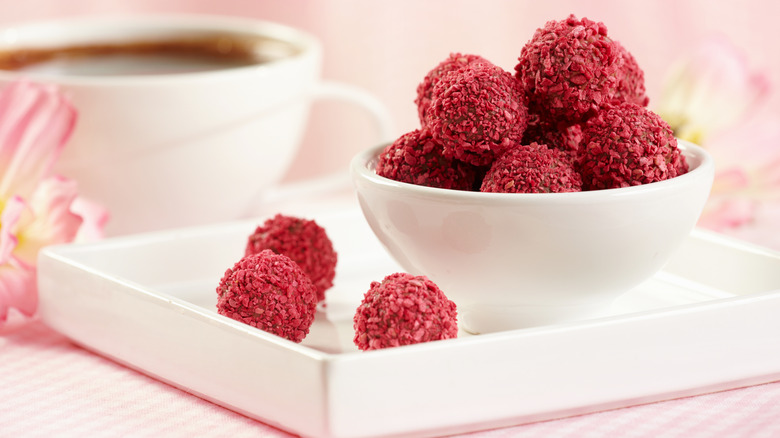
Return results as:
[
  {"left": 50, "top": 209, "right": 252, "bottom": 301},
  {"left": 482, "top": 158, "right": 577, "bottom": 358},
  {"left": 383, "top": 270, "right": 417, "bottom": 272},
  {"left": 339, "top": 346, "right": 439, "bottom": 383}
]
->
[{"left": 2, "top": 314, "right": 780, "bottom": 438}]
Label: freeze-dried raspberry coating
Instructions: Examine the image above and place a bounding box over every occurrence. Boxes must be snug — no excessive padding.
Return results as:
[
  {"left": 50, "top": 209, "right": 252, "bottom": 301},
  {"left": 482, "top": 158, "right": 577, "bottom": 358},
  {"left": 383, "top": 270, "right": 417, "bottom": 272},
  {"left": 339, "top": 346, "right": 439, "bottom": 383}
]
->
[
  {"left": 415, "top": 53, "right": 489, "bottom": 125},
  {"left": 614, "top": 41, "right": 649, "bottom": 107},
  {"left": 481, "top": 142, "right": 582, "bottom": 193},
  {"left": 245, "top": 214, "right": 337, "bottom": 302},
  {"left": 515, "top": 14, "right": 621, "bottom": 124},
  {"left": 353, "top": 273, "right": 458, "bottom": 351},
  {"left": 521, "top": 110, "right": 583, "bottom": 158},
  {"left": 427, "top": 62, "right": 528, "bottom": 166},
  {"left": 375, "top": 129, "right": 478, "bottom": 191},
  {"left": 217, "top": 250, "right": 317, "bottom": 343},
  {"left": 578, "top": 102, "right": 689, "bottom": 190}
]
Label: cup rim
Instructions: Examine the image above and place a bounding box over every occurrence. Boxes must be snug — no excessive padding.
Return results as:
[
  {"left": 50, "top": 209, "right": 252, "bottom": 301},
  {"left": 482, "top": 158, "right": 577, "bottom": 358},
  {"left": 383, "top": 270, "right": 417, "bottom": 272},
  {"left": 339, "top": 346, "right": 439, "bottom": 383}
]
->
[
  {"left": 351, "top": 138, "right": 715, "bottom": 204},
  {"left": 0, "top": 14, "right": 321, "bottom": 85}
]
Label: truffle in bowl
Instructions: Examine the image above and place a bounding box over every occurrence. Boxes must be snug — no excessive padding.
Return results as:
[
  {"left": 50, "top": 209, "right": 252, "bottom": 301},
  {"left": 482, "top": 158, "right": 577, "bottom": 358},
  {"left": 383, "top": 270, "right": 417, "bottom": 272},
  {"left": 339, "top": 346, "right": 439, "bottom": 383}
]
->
[{"left": 350, "top": 139, "right": 714, "bottom": 334}]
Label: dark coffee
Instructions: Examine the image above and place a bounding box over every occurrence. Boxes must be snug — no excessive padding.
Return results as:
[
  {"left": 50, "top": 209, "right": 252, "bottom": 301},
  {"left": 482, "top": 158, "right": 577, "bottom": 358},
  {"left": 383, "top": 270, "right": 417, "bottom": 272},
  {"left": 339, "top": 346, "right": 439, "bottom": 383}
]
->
[{"left": 0, "top": 32, "right": 299, "bottom": 76}]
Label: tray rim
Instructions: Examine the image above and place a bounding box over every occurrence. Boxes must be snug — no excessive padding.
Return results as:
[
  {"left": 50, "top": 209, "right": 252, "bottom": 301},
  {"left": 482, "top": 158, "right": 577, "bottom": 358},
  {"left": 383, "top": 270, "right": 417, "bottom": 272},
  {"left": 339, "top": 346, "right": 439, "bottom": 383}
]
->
[{"left": 39, "top": 224, "right": 780, "bottom": 363}]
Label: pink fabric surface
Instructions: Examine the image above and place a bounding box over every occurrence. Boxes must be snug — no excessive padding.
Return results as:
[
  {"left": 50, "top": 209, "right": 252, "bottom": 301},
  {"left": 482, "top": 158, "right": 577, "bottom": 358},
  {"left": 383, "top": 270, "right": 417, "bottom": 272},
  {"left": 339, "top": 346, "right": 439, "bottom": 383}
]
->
[{"left": 3, "top": 315, "right": 780, "bottom": 438}]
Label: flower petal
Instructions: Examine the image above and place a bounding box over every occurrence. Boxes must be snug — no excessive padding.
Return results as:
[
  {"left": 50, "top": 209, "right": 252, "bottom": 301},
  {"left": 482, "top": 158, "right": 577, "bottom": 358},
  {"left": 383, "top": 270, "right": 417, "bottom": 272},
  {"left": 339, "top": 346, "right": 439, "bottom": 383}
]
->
[
  {"left": 0, "top": 195, "right": 27, "bottom": 266},
  {"left": 657, "top": 37, "right": 770, "bottom": 144},
  {"left": 698, "top": 197, "right": 757, "bottom": 231},
  {"left": 0, "top": 261, "right": 37, "bottom": 322},
  {"left": 0, "top": 80, "right": 77, "bottom": 200},
  {"left": 70, "top": 196, "right": 110, "bottom": 243},
  {"left": 705, "top": 116, "right": 780, "bottom": 200},
  {"left": 13, "top": 176, "right": 82, "bottom": 266}
]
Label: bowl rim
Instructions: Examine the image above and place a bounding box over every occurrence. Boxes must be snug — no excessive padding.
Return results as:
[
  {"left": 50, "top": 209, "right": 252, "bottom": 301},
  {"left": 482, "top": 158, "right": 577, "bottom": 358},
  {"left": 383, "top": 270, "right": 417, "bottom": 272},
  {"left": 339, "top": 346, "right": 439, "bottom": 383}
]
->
[{"left": 350, "top": 138, "right": 714, "bottom": 204}]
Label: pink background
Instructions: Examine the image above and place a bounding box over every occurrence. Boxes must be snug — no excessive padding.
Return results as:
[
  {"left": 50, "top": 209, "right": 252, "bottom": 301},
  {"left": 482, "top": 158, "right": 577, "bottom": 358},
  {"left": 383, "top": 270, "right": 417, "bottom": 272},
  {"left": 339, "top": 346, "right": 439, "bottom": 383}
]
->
[
  {"left": 1, "top": 0, "right": 778, "bottom": 182},
  {"left": 2, "top": 3, "right": 780, "bottom": 437}
]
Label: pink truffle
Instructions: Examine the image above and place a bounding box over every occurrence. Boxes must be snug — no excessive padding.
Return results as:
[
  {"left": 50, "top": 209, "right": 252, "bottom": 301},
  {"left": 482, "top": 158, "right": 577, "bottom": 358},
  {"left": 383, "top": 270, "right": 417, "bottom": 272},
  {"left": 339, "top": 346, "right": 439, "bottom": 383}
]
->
[
  {"left": 246, "top": 214, "right": 337, "bottom": 302},
  {"left": 515, "top": 14, "right": 622, "bottom": 125},
  {"left": 480, "top": 142, "right": 582, "bottom": 193},
  {"left": 375, "top": 129, "right": 478, "bottom": 191},
  {"left": 415, "top": 53, "right": 489, "bottom": 125},
  {"left": 614, "top": 41, "right": 649, "bottom": 107},
  {"left": 577, "top": 102, "right": 689, "bottom": 190},
  {"left": 426, "top": 61, "right": 529, "bottom": 166},
  {"left": 521, "top": 110, "right": 583, "bottom": 158},
  {"left": 353, "top": 273, "right": 458, "bottom": 351},
  {"left": 217, "top": 250, "right": 318, "bottom": 343}
]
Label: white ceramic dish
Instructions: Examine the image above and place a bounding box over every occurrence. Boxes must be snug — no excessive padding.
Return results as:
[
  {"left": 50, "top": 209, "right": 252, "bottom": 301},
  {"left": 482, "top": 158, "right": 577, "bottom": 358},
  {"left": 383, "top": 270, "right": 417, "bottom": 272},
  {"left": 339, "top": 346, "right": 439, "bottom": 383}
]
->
[
  {"left": 351, "top": 139, "right": 715, "bottom": 334},
  {"left": 37, "top": 205, "right": 780, "bottom": 438}
]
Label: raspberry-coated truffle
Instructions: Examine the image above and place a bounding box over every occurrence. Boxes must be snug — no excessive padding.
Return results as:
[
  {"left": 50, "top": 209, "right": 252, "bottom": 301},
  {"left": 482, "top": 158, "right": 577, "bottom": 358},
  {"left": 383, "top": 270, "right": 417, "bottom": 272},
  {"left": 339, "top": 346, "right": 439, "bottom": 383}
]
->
[
  {"left": 515, "top": 14, "right": 622, "bottom": 125},
  {"left": 217, "top": 250, "right": 318, "bottom": 343},
  {"left": 375, "top": 129, "right": 478, "bottom": 191},
  {"left": 577, "top": 102, "right": 689, "bottom": 190},
  {"left": 353, "top": 273, "right": 458, "bottom": 351},
  {"left": 521, "top": 110, "right": 583, "bottom": 158},
  {"left": 427, "top": 61, "right": 528, "bottom": 166},
  {"left": 415, "top": 53, "right": 489, "bottom": 125},
  {"left": 614, "top": 41, "right": 649, "bottom": 107},
  {"left": 481, "top": 142, "right": 582, "bottom": 193},
  {"left": 245, "top": 214, "right": 337, "bottom": 302}
]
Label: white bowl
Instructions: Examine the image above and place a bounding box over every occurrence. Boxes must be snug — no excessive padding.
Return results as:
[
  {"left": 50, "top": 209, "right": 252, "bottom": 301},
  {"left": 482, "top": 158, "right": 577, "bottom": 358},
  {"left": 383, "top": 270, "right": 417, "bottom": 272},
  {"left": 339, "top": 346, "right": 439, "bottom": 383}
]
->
[{"left": 350, "top": 139, "right": 715, "bottom": 333}]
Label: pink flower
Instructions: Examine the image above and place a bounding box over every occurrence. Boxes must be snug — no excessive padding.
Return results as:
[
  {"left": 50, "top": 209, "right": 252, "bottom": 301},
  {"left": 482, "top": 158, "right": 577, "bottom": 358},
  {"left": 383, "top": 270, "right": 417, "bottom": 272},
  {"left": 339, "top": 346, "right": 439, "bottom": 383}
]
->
[
  {"left": 698, "top": 116, "right": 780, "bottom": 231},
  {"left": 0, "top": 80, "right": 107, "bottom": 324},
  {"left": 656, "top": 36, "right": 770, "bottom": 145},
  {"left": 656, "top": 37, "right": 780, "bottom": 240}
]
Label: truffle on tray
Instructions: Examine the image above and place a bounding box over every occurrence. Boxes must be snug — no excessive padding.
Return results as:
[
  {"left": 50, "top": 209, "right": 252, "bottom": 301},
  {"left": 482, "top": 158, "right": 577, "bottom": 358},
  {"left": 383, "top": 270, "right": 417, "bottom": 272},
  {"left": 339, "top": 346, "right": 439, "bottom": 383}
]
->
[
  {"left": 216, "top": 250, "right": 318, "bottom": 343},
  {"left": 245, "top": 214, "right": 337, "bottom": 302},
  {"left": 353, "top": 273, "right": 458, "bottom": 351}
]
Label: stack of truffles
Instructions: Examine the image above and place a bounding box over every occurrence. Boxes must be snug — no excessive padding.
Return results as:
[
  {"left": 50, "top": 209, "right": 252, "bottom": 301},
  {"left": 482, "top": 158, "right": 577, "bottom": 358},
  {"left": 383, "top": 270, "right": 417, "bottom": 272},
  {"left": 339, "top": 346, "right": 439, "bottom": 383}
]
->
[{"left": 377, "top": 14, "right": 688, "bottom": 193}]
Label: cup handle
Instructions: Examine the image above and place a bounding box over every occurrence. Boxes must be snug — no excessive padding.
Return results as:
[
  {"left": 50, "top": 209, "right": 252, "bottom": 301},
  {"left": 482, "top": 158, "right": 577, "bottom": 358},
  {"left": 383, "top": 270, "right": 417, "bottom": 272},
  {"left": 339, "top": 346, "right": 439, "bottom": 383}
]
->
[
  {"left": 310, "top": 80, "right": 395, "bottom": 145},
  {"left": 254, "top": 81, "right": 395, "bottom": 209}
]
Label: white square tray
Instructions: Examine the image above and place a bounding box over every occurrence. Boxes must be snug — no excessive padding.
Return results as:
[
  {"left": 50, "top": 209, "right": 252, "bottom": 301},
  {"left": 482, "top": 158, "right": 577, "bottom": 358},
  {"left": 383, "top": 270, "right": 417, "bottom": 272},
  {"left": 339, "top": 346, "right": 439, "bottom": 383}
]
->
[{"left": 37, "top": 206, "right": 780, "bottom": 438}]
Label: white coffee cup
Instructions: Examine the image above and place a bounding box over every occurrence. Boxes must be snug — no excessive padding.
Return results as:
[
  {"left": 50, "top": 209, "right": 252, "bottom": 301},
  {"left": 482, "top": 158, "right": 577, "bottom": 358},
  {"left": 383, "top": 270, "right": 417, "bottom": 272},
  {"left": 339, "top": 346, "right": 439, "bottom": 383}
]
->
[{"left": 0, "top": 15, "right": 392, "bottom": 236}]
